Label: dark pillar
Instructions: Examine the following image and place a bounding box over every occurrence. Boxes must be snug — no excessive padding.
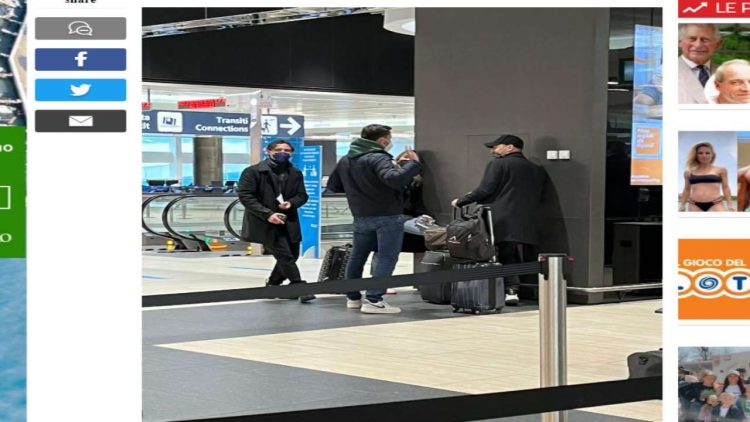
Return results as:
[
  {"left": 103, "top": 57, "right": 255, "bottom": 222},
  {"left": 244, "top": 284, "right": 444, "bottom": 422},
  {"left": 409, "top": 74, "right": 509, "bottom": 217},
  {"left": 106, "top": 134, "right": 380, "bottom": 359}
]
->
[{"left": 415, "top": 8, "right": 610, "bottom": 303}]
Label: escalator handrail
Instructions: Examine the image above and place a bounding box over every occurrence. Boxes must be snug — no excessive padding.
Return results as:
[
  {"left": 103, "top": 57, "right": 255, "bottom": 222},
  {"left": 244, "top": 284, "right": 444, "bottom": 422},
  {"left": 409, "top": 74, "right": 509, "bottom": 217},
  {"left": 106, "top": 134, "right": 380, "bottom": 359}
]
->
[
  {"left": 161, "top": 194, "right": 205, "bottom": 242},
  {"left": 161, "top": 194, "right": 236, "bottom": 242},
  {"left": 223, "top": 198, "right": 244, "bottom": 240},
  {"left": 142, "top": 193, "right": 186, "bottom": 239}
]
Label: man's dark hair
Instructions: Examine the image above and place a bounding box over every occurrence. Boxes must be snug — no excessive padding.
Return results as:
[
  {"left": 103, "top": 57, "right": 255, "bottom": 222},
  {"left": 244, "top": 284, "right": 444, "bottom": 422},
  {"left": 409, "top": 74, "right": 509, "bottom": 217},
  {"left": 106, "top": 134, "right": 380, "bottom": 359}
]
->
[
  {"left": 361, "top": 124, "right": 392, "bottom": 142},
  {"left": 266, "top": 139, "right": 294, "bottom": 152}
]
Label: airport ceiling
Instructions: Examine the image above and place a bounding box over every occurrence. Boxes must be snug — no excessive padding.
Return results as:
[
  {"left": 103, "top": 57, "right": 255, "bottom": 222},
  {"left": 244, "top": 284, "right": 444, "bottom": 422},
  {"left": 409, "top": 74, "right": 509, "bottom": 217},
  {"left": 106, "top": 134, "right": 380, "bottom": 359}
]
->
[{"left": 141, "top": 8, "right": 660, "bottom": 131}]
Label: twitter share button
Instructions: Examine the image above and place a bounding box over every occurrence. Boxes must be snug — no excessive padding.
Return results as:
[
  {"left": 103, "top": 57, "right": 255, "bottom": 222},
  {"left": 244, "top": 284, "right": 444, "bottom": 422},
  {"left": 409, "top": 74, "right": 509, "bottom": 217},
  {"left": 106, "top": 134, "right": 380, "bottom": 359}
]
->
[{"left": 35, "top": 79, "right": 127, "bottom": 101}]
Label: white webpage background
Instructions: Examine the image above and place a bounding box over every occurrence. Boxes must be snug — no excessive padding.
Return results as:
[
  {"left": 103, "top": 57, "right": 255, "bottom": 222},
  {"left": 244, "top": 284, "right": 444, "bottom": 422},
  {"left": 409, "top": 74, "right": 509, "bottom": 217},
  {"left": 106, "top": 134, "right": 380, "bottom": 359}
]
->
[{"left": 23, "top": 0, "right": 739, "bottom": 421}]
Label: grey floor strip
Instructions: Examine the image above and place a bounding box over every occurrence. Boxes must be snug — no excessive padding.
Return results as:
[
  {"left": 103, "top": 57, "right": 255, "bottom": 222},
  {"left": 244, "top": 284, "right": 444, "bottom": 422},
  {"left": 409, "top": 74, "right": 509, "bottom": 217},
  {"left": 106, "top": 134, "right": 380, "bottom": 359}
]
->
[{"left": 144, "top": 290, "right": 538, "bottom": 344}]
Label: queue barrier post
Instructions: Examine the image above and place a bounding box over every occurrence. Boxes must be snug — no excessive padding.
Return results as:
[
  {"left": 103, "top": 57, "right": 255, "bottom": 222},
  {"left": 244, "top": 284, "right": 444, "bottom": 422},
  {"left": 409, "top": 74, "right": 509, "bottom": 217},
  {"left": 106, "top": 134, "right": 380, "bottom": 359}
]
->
[{"left": 538, "top": 254, "right": 569, "bottom": 422}]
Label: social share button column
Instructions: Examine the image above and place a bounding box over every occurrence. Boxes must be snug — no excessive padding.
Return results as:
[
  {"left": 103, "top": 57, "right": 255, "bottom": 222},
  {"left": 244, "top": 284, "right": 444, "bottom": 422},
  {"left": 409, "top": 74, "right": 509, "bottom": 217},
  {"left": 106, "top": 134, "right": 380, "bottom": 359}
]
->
[{"left": 35, "top": 18, "right": 126, "bottom": 40}]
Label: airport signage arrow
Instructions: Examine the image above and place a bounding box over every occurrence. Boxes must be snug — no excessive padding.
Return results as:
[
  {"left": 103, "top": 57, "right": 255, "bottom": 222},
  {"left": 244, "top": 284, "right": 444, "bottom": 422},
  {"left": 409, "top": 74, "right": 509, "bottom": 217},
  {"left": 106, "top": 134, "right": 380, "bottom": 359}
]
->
[{"left": 261, "top": 115, "right": 305, "bottom": 138}]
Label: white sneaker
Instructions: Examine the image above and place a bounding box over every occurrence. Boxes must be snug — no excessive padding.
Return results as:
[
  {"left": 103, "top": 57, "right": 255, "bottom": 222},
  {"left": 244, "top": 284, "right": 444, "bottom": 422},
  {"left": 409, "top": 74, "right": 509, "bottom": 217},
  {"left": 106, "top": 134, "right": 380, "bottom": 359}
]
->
[
  {"left": 346, "top": 299, "right": 362, "bottom": 309},
  {"left": 505, "top": 289, "right": 520, "bottom": 306},
  {"left": 360, "top": 298, "right": 401, "bottom": 314},
  {"left": 386, "top": 288, "right": 397, "bottom": 295}
]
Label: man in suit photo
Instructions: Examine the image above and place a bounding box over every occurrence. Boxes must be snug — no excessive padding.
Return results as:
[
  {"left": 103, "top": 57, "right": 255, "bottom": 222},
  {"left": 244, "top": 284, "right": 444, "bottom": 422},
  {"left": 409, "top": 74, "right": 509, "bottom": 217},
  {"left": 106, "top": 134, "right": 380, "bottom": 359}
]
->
[{"left": 678, "top": 23, "right": 723, "bottom": 104}]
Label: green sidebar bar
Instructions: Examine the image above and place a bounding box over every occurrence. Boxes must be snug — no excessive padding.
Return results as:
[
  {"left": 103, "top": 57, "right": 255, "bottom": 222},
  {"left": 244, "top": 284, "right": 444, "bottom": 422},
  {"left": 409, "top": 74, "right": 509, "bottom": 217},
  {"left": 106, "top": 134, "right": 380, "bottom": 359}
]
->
[{"left": 0, "top": 126, "right": 25, "bottom": 258}]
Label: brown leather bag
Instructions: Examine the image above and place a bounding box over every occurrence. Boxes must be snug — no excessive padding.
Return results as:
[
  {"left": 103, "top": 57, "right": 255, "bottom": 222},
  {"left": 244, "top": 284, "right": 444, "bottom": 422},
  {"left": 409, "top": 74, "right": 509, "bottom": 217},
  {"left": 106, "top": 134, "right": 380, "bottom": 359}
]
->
[{"left": 423, "top": 226, "right": 447, "bottom": 251}]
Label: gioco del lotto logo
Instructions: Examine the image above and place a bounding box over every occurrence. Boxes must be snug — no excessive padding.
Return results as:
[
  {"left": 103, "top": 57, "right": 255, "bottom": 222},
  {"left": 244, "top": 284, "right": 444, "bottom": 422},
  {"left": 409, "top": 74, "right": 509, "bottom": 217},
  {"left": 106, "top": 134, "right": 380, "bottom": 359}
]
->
[{"left": 678, "top": 267, "right": 750, "bottom": 299}]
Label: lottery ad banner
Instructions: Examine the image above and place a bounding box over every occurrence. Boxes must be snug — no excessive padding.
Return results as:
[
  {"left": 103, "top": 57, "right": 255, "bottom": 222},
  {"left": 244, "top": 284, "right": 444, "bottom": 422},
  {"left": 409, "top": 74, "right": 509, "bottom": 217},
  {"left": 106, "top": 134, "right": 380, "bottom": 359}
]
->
[{"left": 679, "top": 239, "right": 750, "bottom": 320}]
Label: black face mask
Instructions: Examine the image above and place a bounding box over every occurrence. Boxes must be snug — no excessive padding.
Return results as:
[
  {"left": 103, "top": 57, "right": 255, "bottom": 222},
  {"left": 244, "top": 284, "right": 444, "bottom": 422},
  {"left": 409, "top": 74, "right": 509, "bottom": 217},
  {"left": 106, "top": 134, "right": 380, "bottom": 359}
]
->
[{"left": 271, "top": 152, "right": 291, "bottom": 163}]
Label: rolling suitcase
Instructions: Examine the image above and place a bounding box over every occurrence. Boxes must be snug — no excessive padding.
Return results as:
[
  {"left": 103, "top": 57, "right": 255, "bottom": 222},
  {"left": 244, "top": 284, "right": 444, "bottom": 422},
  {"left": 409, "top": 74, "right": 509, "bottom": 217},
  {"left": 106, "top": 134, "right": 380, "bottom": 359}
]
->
[
  {"left": 450, "top": 206, "right": 505, "bottom": 314},
  {"left": 415, "top": 251, "right": 457, "bottom": 304},
  {"left": 317, "top": 244, "right": 352, "bottom": 282},
  {"left": 450, "top": 262, "right": 504, "bottom": 314}
]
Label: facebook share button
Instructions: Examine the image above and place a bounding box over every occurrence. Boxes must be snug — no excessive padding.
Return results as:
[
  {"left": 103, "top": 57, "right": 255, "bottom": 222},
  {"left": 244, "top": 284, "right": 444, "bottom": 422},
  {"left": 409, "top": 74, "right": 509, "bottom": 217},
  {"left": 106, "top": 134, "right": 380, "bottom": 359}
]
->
[{"left": 36, "top": 49, "right": 126, "bottom": 71}]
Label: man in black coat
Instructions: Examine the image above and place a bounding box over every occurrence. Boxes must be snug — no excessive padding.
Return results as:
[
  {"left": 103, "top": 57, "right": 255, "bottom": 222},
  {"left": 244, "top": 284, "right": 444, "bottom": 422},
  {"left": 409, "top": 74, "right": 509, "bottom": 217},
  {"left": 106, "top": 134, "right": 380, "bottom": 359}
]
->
[
  {"left": 237, "top": 139, "right": 314, "bottom": 303},
  {"left": 452, "top": 134, "right": 546, "bottom": 306}
]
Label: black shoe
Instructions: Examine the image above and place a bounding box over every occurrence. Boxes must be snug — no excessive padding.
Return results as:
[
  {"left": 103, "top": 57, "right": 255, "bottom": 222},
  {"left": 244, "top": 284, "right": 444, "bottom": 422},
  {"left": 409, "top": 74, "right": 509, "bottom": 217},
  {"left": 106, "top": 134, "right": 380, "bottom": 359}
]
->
[
  {"left": 291, "top": 280, "right": 316, "bottom": 303},
  {"left": 265, "top": 279, "right": 285, "bottom": 299},
  {"left": 265, "top": 278, "right": 283, "bottom": 287},
  {"left": 505, "top": 288, "right": 519, "bottom": 306}
]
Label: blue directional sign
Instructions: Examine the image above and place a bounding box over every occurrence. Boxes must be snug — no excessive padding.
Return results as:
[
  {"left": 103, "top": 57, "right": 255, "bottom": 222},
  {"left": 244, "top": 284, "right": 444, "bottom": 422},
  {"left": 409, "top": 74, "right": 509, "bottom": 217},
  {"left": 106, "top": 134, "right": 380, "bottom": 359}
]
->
[
  {"left": 35, "top": 48, "right": 126, "bottom": 71},
  {"left": 299, "top": 146, "right": 322, "bottom": 259},
  {"left": 142, "top": 111, "right": 251, "bottom": 136},
  {"left": 260, "top": 115, "right": 305, "bottom": 138}
]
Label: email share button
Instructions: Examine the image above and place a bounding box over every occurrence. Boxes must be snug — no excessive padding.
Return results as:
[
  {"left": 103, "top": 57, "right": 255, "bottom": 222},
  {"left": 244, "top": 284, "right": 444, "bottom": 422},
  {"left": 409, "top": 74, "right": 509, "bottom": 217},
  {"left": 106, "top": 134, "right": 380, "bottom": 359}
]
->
[{"left": 35, "top": 110, "right": 126, "bottom": 133}]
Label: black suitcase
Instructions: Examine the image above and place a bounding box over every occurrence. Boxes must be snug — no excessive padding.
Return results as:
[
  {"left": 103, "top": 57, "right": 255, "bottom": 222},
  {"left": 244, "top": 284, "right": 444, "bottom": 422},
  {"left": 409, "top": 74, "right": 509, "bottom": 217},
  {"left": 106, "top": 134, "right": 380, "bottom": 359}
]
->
[
  {"left": 451, "top": 262, "right": 505, "bottom": 314},
  {"left": 627, "top": 350, "right": 662, "bottom": 378},
  {"left": 317, "top": 244, "right": 352, "bottom": 282},
  {"left": 415, "top": 251, "right": 456, "bottom": 304},
  {"left": 450, "top": 206, "right": 505, "bottom": 314}
]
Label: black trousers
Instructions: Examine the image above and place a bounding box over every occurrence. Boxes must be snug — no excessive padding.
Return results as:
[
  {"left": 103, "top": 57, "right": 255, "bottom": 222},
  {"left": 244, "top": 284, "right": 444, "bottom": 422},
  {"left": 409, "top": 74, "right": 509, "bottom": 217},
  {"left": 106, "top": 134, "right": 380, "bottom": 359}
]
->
[
  {"left": 496, "top": 241, "right": 538, "bottom": 289},
  {"left": 265, "top": 234, "right": 302, "bottom": 284}
]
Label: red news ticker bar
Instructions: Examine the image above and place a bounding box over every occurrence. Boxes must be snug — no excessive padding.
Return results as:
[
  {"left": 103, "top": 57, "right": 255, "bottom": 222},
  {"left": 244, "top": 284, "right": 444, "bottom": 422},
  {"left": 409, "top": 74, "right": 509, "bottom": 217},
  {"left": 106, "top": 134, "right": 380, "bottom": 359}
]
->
[{"left": 679, "top": 0, "right": 750, "bottom": 18}]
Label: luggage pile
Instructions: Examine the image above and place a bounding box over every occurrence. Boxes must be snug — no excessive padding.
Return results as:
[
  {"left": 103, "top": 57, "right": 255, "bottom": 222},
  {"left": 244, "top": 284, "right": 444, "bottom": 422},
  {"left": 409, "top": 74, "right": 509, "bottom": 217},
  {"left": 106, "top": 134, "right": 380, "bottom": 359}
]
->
[
  {"left": 418, "top": 206, "right": 505, "bottom": 315},
  {"left": 316, "top": 205, "right": 505, "bottom": 315}
]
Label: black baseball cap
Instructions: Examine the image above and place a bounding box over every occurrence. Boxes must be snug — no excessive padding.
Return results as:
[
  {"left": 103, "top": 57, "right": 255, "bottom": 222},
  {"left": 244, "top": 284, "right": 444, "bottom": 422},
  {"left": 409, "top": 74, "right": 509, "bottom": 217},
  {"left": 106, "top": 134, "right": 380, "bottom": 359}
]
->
[{"left": 484, "top": 134, "right": 524, "bottom": 149}]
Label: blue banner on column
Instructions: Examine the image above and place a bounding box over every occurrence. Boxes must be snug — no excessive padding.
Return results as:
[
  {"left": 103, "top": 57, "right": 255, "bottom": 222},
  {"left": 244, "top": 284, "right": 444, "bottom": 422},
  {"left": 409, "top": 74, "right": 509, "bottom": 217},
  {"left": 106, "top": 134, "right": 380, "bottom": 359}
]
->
[{"left": 298, "top": 146, "right": 321, "bottom": 259}]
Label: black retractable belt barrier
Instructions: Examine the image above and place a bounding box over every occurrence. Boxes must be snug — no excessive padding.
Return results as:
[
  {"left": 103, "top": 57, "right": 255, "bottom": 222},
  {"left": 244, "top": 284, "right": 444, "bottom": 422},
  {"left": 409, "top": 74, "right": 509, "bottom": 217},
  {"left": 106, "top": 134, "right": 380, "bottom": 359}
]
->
[
  {"left": 178, "top": 376, "right": 662, "bottom": 422},
  {"left": 142, "top": 261, "right": 542, "bottom": 307}
]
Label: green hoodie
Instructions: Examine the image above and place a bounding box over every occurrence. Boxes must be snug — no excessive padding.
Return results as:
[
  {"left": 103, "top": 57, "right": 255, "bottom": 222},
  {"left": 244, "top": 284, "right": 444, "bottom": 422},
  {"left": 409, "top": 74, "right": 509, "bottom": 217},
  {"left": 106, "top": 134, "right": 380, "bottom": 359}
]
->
[{"left": 347, "top": 137, "right": 386, "bottom": 158}]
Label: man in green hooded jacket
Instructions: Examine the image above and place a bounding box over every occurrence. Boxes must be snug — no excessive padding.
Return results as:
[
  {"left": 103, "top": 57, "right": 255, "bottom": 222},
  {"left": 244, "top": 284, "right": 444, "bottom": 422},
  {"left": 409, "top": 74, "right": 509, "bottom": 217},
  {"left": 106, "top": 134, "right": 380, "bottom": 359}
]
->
[{"left": 327, "top": 124, "right": 421, "bottom": 314}]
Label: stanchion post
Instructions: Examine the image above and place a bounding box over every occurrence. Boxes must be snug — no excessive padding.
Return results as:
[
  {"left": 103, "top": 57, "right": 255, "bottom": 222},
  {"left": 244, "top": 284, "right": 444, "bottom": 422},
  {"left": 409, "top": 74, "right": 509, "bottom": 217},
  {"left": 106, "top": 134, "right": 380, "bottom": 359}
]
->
[{"left": 539, "top": 253, "right": 568, "bottom": 422}]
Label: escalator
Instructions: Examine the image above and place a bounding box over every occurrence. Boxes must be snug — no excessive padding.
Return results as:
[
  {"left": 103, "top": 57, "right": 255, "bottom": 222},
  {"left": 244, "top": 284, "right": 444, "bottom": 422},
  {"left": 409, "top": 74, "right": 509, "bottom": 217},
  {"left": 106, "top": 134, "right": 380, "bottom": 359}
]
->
[
  {"left": 143, "top": 191, "right": 356, "bottom": 253},
  {"left": 142, "top": 193, "right": 194, "bottom": 251},
  {"left": 144, "top": 192, "right": 252, "bottom": 254}
]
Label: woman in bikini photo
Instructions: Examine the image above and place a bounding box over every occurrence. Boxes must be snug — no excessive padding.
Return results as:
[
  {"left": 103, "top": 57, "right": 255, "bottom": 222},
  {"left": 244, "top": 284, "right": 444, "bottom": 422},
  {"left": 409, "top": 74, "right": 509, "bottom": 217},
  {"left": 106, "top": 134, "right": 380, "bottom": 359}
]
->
[
  {"left": 737, "top": 165, "right": 750, "bottom": 212},
  {"left": 679, "top": 142, "right": 735, "bottom": 212}
]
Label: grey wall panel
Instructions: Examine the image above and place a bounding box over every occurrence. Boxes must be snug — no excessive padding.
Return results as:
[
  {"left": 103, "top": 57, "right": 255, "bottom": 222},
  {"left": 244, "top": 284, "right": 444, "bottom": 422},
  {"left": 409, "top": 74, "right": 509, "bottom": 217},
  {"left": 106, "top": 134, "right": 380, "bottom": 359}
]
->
[{"left": 415, "top": 8, "right": 610, "bottom": 297}]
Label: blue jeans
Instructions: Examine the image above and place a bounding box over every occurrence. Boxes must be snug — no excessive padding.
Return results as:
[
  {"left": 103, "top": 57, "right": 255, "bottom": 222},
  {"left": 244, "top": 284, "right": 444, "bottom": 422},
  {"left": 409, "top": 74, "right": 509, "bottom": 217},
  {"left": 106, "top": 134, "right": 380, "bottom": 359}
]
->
[{"left": 345, "top": 215, "right": 404, "bottom": 303}]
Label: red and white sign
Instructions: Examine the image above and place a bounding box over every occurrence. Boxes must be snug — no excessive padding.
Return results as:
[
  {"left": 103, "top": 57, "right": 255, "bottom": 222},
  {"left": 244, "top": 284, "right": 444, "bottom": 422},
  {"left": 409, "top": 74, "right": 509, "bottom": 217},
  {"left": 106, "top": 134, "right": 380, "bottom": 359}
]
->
[
  {"left": 680, "top": 0, "right": 750, "bottom": 18},
  {"left": 177, "top": 98, "right": 227, "bottom": 109}
]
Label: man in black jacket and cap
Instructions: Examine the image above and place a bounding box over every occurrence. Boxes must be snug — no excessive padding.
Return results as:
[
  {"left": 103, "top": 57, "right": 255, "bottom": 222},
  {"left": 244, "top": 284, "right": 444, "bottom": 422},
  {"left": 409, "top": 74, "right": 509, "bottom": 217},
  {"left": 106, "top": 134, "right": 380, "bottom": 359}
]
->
[
  {"left": 237, "top": 139, "right": 315, "bottom": 303},
  {"left": 451, "top": 134, "right": 546, "bottom": 306},
  {"left": 327, "top": 124, "right": 421, "bottom": 314}
]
